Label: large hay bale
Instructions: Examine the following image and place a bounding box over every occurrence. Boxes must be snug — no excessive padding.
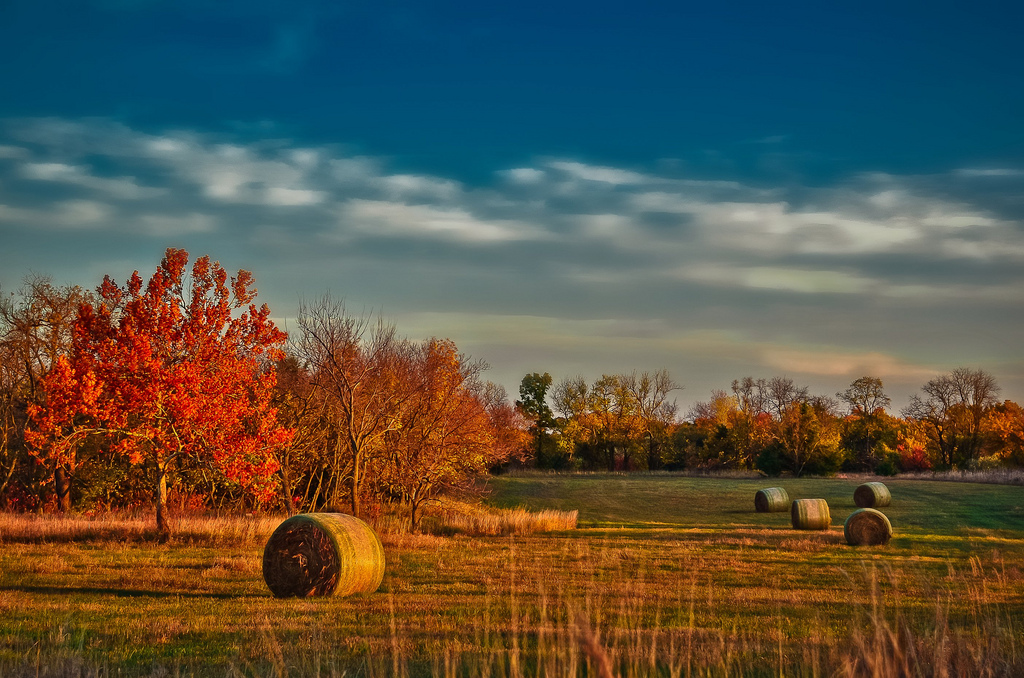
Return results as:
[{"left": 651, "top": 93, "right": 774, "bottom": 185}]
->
[
  {"left": 262, "top": 513, "right": 385, "bottom": 598},
  {"left": 754, "top": 487, "right": 790, "bottom": 513},
  {"left": 791, "top": 498, "right": 831, "bottom": 530},
  {"left": 854, "top": 481, "right": 891, "bottom": 508},
  {"left": 844, "top": 508, "right": 892, "bottom": 546}
]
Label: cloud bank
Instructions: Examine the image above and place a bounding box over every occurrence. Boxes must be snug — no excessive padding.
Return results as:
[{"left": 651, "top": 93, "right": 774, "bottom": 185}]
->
[{"left": 1, "top": 118, "right": 1022, "bottom": 409}]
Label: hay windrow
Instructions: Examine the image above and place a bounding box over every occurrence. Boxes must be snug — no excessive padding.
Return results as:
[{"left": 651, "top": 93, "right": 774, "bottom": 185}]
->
[
  {"left": 262, "top": 513, "right": 385, "bottom": 598},
  {"left": 854, "top": 481, "right": 891, "bottom": 508},
  {"left": 844, "top": 508, "right": 893, "bottom": 546},
  {"left": 791, "top": 498, "right": 831, "bottom": 530},
  {"left": 754, "top": 487, "right": 790, "bottom": 513}
]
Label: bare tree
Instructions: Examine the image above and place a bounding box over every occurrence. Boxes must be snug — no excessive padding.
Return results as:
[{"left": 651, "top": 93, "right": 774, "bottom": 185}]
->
[
  {"left": 765, "top": 376, "right": 810, "bottom": 420},
  {"left": 624, "top": 369, "right": 680, "bottom": 469},
  {"left": 731, "top": 377, "right": 769, "bottom": 417},
  {"left": 903, "top": 368, "right": 1000, "bottom": 467},
  {"left": 837, "top": 376, "right": 891, "bottom": 415},
  {"left": 0, "top": 276, "right": 93, "bottom": 510},
  {"left": 295, "top": 295, "right": 414, "bottom": 517}
]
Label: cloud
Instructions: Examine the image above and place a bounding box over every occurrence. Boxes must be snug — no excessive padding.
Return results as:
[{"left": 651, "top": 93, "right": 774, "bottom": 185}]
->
[
  {"left": 0, "top": 145, "right": 28, "bottom": 159},
  {"left": 956, "top": 168, "right": 1024, "bottom": 178},
  {"left": 547, "top": 161, "right": 650, "bottom": 185},
  {"left": 342, "top": 200, "right": 548, "bottom": 244},
  {"left": 21, "top": 162, "right": 164, "bottom": 199},
  {"left": 761, "top": 347, "right": 936, "bottom": 380},
  {"left": 1, "top": 117, "right": 1022, "bottom": 409},
  {"left": 680, "top": 265, "right": 876, "bottom": 295}
]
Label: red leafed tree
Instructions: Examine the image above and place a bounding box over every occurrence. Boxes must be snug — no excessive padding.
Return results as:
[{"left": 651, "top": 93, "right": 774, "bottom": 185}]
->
[{"left": 27, "top": 249, "right": 292, "bottom": 537}]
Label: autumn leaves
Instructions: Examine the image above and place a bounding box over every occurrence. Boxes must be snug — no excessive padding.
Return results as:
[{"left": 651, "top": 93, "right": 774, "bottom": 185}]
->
[
  {"left": 26, "top": 249, "right": 290, "bottom": 537},
  {"left": 20, "top": 249, "right": 525, "bottom": 536}
]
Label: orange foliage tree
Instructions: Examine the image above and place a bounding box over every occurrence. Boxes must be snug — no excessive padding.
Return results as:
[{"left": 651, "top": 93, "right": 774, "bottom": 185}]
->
[
  {"left": 27, "top": 249, "right": 292, "bottom": 537},
  {"left": 377, "top": 338, "right": 527, "bottom": 530},
  {"left": 986, "top": 400, "right": 1024, "bottom": 466}
]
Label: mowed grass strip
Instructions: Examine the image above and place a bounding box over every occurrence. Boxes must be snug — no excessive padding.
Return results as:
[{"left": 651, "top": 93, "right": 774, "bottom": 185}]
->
[
  {"left": 0, "top": 475, "right": 1021, "bottom": 676},
  {"left": 486, "top": 473, "right": 1024, "bottom": 536}
]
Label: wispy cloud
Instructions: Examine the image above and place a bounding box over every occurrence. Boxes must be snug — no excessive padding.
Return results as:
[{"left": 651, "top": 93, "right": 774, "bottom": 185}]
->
[{"left": 1, "top": 117, "right": 1022, "bottom": 407}]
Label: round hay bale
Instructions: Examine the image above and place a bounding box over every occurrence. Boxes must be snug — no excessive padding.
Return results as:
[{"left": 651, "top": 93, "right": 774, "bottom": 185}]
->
[
  {"left": 754, "top": 487, "right": 790, "bottom": 513},
  {"left": 791, "top": 498, "right": 831, "bottom": 530},
  {"left": 854, "top": 481, "right": 891, "bottom": 508},
  {"left": 844, "top": 508, "right": 892, "bottom": 546},
  {"left": 262, "top": 513, "right": 385, "bottom": 598}
]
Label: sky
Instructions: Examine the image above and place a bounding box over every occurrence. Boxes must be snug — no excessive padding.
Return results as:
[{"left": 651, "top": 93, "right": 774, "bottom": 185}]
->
[{"left": 1, "top": 0, "right": 1022, "bottom": 415}]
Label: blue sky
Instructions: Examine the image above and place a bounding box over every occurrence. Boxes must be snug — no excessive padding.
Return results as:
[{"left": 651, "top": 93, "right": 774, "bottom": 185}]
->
[{"left": 1, "top": 0, "right": 1022, "bottom": 412}]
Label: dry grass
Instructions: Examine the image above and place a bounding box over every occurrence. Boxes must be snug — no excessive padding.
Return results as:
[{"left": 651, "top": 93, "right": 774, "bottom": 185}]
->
[
  {"left": 420, "top": 500, "right": 579, "bottom": 536},
  {"left": 894, "top": 468, "right": 1024, "bottom": 486},
  {"left": 0, "top": 533, "right": 1020, "bottom": 677},
  {"left": 0, "top": 511, "right": 282, "bottom": 546},
  {"left": 0, "top": 476, "right": 1021, "bottom": 676},
  {"left": 0, "top": 503, "right": 577, "bottom": 546}
]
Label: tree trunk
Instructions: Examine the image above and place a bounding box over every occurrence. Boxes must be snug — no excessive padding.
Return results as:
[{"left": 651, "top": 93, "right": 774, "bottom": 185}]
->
[
  {"left": 350, "top": 452, "right": 361, "bottom": 517},
  {"left": 280, "top": 457, "right": 296, "bottom": 514},
  {"left": 155, "top": 463, "right": 170, "bottom": 540},
  {"left": 54, "top": 465, "right": 72, "bottom": 512}
]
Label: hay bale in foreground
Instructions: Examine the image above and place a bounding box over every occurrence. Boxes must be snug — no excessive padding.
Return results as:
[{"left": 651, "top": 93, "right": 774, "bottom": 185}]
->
[
  {"left": 262, "top": 513, "right": 385, "bottom": 598},
  {"left": 854, "top": 481, "right": 891, "bottom": 508},
  {"left": 754, "top": 487, "right": 790, "bottom": 513},
  {"left": 791, "top": 498, "right": 831, "bottom": 530},
  {"left": 844, "top": 508, "right": 892, "bottom": 546}
]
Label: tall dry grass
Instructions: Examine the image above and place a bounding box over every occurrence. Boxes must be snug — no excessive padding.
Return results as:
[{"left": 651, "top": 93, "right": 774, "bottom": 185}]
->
[
  {"left": 894, "top": 468, "right": 1024, "bottom": 486},
  {"left": 0, "top": 502, "right": 577, "bottom": 545},
  {"left": 0, "top": 510, "right": 283, "bottom": 545},
  {"left": 420, "top": 500, "right": 578, "bottom": 536}
]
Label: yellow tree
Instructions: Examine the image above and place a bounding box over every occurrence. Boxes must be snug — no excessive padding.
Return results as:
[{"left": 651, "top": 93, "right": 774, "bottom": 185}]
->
[{"left": 986, "top": 400, "right": 1024, "bottom": 466}]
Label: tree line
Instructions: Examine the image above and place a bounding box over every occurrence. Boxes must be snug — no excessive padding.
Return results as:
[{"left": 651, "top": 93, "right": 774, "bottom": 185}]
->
[
  {"left": 3, "top": 249, "right": 1023, "bottom": 535},
  {"left": 0, "top": 250, "right": 526, "bottom": 536},
  {"left": 517, "top": 369, "right": 1024, "bottom": 475}
]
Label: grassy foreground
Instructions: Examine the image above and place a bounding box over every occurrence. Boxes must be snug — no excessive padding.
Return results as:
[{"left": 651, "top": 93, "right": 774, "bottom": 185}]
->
[{"left": 0, "top": 474, "right": 1022, "bottom": 676}]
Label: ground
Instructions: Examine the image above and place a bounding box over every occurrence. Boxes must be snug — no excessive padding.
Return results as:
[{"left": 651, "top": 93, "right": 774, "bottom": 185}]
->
[{"left": 0, "top": 474, "right": 1021, "bottom": 676}]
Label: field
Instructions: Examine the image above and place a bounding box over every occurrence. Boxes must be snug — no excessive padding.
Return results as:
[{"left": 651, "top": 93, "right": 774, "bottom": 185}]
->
[{"left": 0, "top": 474, "right": 1022, "bottom": 677}]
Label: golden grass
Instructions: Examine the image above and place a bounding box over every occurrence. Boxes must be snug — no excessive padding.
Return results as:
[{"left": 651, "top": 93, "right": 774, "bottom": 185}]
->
[
  {"left": 0, "top": 476, "right": 1021, "bottom": 676},
  {"left": 894, "top": 468, "right": 1024, "bottom": 486},
  {"left": 0, "top": 503, "right": 577, "bottom": 546},
  {"left": 0, "top": 511, "right": 282, "bottom": 545},
  {"left": 0, "top": 531, "right": 1021, "bottom": 677},
  {"left": 420, "top": 499, "right": 579, "bottom": 536}
]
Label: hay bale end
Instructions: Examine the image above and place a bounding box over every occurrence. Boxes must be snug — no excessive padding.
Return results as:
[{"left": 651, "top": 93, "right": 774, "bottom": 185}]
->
[
  {"left": 854, "top": 481, "right": 891, "bottom": 508},
  {"left": 262, "top": 513, "right": 385, "bottom": 598},
  {"left": 844, "top": 508, "right": 893, "bottom": 546}
]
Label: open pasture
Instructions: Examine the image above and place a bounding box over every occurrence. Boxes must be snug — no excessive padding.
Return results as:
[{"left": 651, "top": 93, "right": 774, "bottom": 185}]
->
[{"left": 0, "top": 474, "right": 1022, "bottom": 676}]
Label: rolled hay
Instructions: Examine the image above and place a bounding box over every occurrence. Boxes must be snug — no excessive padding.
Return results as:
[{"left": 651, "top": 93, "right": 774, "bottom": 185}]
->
[
  {"left": 854, "top": 481, "right": 891, "bottom": 508},
  {"left": 262, "top": 513, "right": 385, "bottom": 598},
  {"left": 791, "top": 498, "right": 831, "bottom": 530},
  {"left": 754, "top": 487, "right": 790, "bottom": 513},
  {"left": 844, "top": 508, "right": 893, "bottom": 546}
]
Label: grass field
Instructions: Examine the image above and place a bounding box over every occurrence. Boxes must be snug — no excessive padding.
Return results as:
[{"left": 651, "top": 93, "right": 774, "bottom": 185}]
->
[{"left": 0, "top": 473, "right": 1022, "bottom": 676}]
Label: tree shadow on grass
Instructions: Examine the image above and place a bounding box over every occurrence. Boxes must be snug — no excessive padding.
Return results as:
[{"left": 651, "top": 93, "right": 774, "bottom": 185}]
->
[{"left": 0, "top": 584, "right": 240, "bottom": 599}]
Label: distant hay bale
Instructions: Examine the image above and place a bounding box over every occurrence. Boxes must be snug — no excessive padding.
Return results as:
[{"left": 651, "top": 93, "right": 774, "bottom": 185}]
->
[
  {"left": 262, "top": 513, "right": 385, "bottom": 598},
  {"left": 754, "top": 487, "right": 790, "bottom": 513},
  {"left": 854, "top": 482, "right": 891, "bottom": 508},
  {"left": 844, "top": 508, "right": 892, "bottom": 546},
  {"left": 791, "top": 498, "right": 831, "bottom": 530}
]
